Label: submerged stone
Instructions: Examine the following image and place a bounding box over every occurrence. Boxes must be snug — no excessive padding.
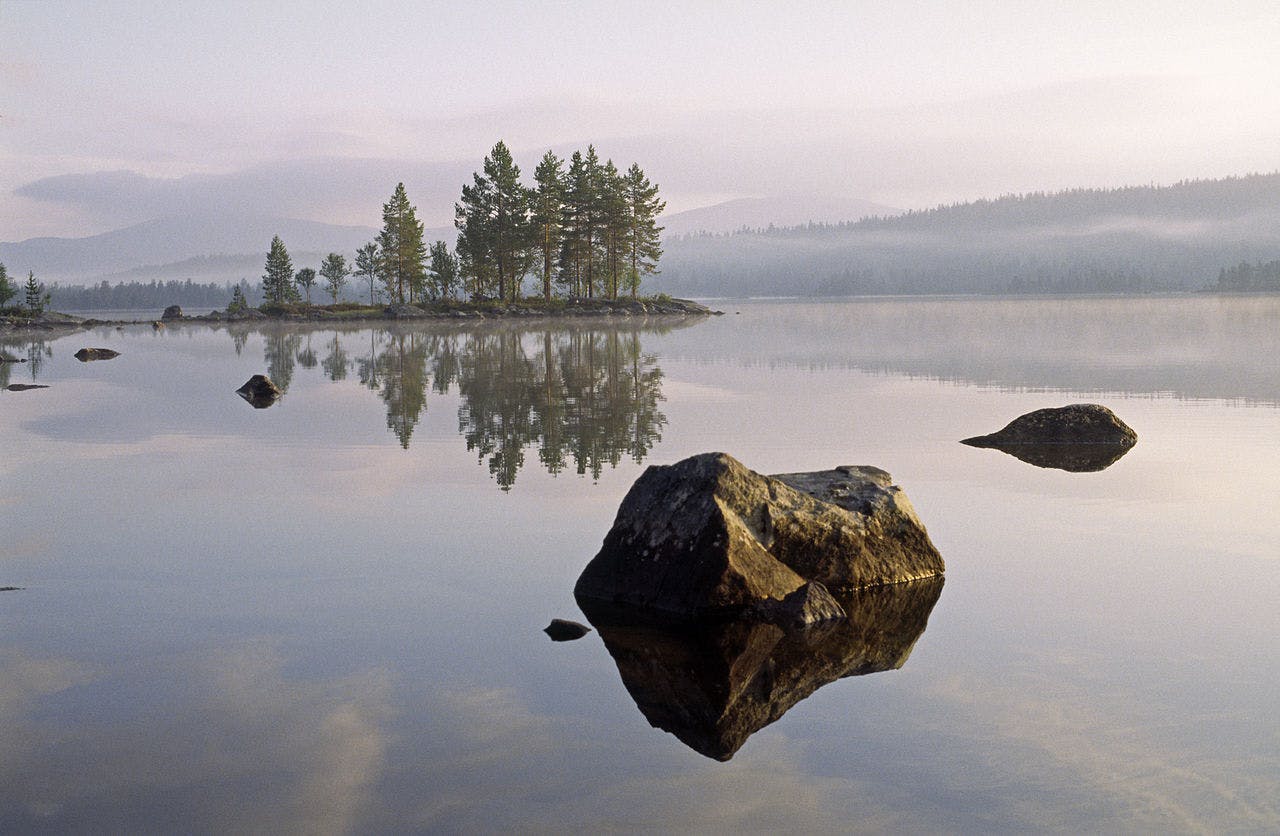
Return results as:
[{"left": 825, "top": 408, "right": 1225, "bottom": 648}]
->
[
  {"left": 573, "top": 452, "right": 943, "bottom": 622},
  {"left": 236, "top": 374, "right": 282, "bottom": 408},
  {"left": 962, "top": 403, "right": 1137, "bottom": 448},
  {"left": 543, "top": 618, "right": 592, "bottom": 642},
  {"left": 74, "top": 347, "right": 121, "bottom": 361}
]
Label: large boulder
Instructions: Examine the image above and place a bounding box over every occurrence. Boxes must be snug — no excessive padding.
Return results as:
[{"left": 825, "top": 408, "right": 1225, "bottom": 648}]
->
[
  {"left": 236, "top": 374, "right": 282, "bottom": 408},
  {"left": 573, "top": 453, "right": 943, "bottom": 623},
  {"left": 962, "top": 403, "right": 1137, "bottom": 448},
  {"left": 161, "top": 305, "right": 184, "bottom": 320},
  {"left": 74, "top": 347, "right": 120, "bottom": 361}
]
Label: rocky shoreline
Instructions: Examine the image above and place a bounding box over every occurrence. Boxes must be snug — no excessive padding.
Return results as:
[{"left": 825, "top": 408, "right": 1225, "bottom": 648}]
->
[{"left": 0, "top": 297, "right": 719, "bottom": 334}]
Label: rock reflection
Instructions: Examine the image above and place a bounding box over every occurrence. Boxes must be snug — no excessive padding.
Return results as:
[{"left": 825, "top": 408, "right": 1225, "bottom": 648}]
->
[
  {"left": 964, "top": 441, "right": 1135, "bottom": 472},
  {"left": 580, "top": 577, "right": 944, "bottom": 761},
  {"left": 0, "top": 337, "right": 51, "bottom": 387}
]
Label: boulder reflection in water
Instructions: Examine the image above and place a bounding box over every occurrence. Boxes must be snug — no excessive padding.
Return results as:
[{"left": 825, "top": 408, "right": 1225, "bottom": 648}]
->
[{"left": 579, "top": 577, "right": 944, "bottom": 761}]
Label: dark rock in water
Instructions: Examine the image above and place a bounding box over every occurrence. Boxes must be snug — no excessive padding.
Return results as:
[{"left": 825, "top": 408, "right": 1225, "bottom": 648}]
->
[
  {"left": 5, "top": 384, "right": 49, "bottom": 391},
  {"left": 151, "top": 320, "right": 165, "bottom": 329},
  {"left": 749, "top": 581, "right": 845, "bottom": 629},
  {"left": 573, "top": 452, "right": 943, "bottom": 622},
  {"left": 74, "top": 347, "right": 121, "bottom": 361},
  {"left": 0, "top": 355, "right": 26, "bottom": 363},
  {"left": 236, "top": 374, "right": 282, "bottom": 408},
  {"left": 0, "top": 586, "right": 22, "bottom": 591},
  {"left": 161, "top": 305, "right": 184, "bottom": 320},
  {"left": 583, "top": 577, "right": 943, "bottom": 760},
  {"left": 543, "top": 618, "right": 592, "bottom": 641},
  {"left": 981, "top": 442, "right": 1135, "bottom": 472},
  {"left": 962, "top": 403, "right": 1137, "bottom": 448}
]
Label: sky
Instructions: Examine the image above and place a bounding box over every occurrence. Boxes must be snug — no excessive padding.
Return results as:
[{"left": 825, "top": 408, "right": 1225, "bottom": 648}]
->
[{"left": 3, "top": 0, "right": 1280, "bottom": 239}]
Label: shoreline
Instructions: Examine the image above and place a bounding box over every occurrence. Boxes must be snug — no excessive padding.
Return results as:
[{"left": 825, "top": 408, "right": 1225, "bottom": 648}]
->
[{"left": 0, "top": 297, "right": 721, "bottom": 334}]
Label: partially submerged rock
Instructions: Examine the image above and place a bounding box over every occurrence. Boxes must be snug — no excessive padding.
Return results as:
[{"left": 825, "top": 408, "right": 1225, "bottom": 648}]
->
[
  {"left": 962, "top": 403, "right": 1137, "bottom": 448},
  {"left": 979, "top": 442, "right": 1134, "bottom": 472},
  {"left": 74, "top": 347, "right": 120, "bottom": 361},
  {"left": 161, "top": 305, "right": 184, "bottom": 320},
  {"left": 573, "top": 453, "right": 943, "bottom": 624},
  {"left": 236, "top": 374, "right": 282, "bottom": 408},
  {"left": 543, "top": 618, "right": 592, "bottom": 642},
  {"left": 5, "top": 384, "right": 49, "bottom": 391},
  {"left": 585, "top": 577, "right": 943, "bottom": 760}
]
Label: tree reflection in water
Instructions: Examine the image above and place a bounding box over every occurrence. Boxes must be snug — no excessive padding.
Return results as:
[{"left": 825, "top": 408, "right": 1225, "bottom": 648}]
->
[{"left": 256, "top": 324, "right": 668, "bottom": 489}]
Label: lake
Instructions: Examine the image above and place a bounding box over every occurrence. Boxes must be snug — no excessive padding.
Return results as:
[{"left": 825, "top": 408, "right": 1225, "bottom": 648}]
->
[{"left": 3, "top": 295, "right": 1278, "bottom": 832}]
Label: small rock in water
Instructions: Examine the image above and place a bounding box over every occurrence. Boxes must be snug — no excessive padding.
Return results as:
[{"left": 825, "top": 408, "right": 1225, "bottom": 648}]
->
[
  {"left": 750, "top": 581, "right": 846, "bottom": 629},
  {"left": 0, "top": 586, "right": 22, "bottom": 592},
  {"left": 962, "top": 403, "right": 1137, "bottom": 447},
  {"left": 161, "top": 305, "right": 184, "bottom": 320},
  {"left": 5, "top": 384, "right": 49, "bottom": 391},
  {"left": 151, "top": 320, "right": 165, "bottom": 329},
  {"left": 544, "top": 618, "right": 592, "bottom": 641},
  {"left": 236, "top": 374, "right": 282, "bottom": 408},
  {"left": 74, "top": 347, "right": 121, "bottom": 361}
]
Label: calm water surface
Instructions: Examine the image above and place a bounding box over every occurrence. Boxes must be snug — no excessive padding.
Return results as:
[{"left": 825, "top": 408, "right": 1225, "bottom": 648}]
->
[{"left": 3, "top": 296, "right": 1278, "bottom": 832}]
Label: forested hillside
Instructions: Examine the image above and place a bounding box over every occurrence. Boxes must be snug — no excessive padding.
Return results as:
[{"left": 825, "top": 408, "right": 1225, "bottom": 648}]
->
[{"left": 660, "top": 173, "right": 1280, "bottom": 296}]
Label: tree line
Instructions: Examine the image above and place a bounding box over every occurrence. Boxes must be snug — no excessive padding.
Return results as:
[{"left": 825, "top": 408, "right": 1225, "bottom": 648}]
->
[
  {"left": 259, "top": 140, "right": 665, "bottom": 308},
  {"left": 1213, "top": 260, "right": 1280, "bottom": 291}
]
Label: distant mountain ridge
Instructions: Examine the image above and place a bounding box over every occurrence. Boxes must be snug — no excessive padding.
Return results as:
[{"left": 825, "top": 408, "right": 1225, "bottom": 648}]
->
[
  {"left": 662, "top": 195, "right": 898, "bottom": 235},
  {"left": 660, "top": 172, "right": 1280, "bottom": 296}
]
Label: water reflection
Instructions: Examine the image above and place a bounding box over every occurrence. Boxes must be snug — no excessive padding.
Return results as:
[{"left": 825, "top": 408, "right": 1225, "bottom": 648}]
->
[
  {"left": 580, "top": 577, "right": 944, "bottom": 761},
  {"left": 961, "top": 440, "right": 1135, "bottom": 472},
  {"left": 0, "top": 336, "right": 50, "bottom": 388},
  {"left": 229, "top": 323, "right": 670, "bottom": 488}
]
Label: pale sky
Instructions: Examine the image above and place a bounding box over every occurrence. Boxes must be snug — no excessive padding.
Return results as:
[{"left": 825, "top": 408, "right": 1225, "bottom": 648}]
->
[{"left": 4, "top": 0, "right": 1280, "bottom": 238}]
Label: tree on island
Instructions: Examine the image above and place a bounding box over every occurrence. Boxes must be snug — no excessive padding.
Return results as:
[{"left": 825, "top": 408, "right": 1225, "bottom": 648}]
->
[
  {"left": 262, "top": 236, "right": 298, "bottom": 305},
  {"left": 531, "top": 151, "right": 565, "bottom": 302},
  {"left": 228, "top": 285, "right": 249, "bottom": 313},
  {"left": 0, "top": 262, "right": 15, "bottom": 307},
  {"left": 355, "top": 242, "right": 380, "bottom": 305},
  {"left": 294, "top": 267, "right": 316, "bottom": 305},
  {"left": 320, "top": 253, "right": 350, "bottom": 303},
  {"left": 624, "top": 163, "right": 666, "bottom": 297},
  {"left": 24, "top": 271, "right": 46, "bottom": 313},
  {"left": 377, "top": 183, "right": 427, "bottom": 305},
  {"left": 427, "top": 241, "right": 461, "bottom": 300},
  {"left": 456, "top": 141, "right": 533, "bottom": 302}
]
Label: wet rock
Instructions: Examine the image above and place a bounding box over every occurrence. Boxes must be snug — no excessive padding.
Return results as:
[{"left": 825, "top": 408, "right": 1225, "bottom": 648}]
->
[
  {"left": 74, "top": 347, "right": 121, "bottom": 361},
  {"left": 0, "top": 586, "right": 22, "bottom": 592},
  {"left": 962, "top": 403, "right": 1137, "bottom": 448},
  {"left": 749, "top": 581, "right": 846, "bottom": 629},
  {"left": 151, "top": 320, "right": 165, "bottom": 329},
  {"left": 574, "top": 452, "right": 943, "bottom": 622},
  {"left": 584, "top": 577, "right": 943, "bottom": 760},
  {"left": 5, "top": 384, "right": 48, "bottom": 391},
  {"left": 161, "top": 305, "right": 184, "bottom": 320},
  {"left": 236, "top": 374, "right": 282, "bottom": 408},
  {"left": 543, "top": 618, "right": 592, "bottom": 641},
  {"left": 384, "top": 304, "right": 429, "bottom": 319}
]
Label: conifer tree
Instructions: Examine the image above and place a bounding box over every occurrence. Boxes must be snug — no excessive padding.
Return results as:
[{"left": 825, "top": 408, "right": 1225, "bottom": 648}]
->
[
  {"left": 319, "top": 253, "right": 349, "bottom": 304},
  {"left": 600, "top": 159, "right": 629, "bottom": 299},
  {"left": 624, "top": 163, "right": 666, "bottom": 297},
  {"left": 427, "top": 240, "right": 461, "bottom": 300},
  {"left": 531, "top": 151, "right": 565, "bottom": 302},
  {"left": 294, "top": 267, "right": 316, "bottom": 305},
  {"left": 24, "top": 271, "right": 44, "bottom": 312},
  {"left": 559, "top": 150, "right": 591, "bottom": 297},
  {"left": 580, "top": 146, "right": 605, "bottom": 298},
  {"left": 455, "top": 141, "right": 532, "bottom": 302},
  {"left": 262, "top": 236, "right": 297, "bottom": 305},
  {"left": 377, "top": 183, "right": 427, "bottom": 305},
  {"left": 0, "top": 262, "right": 15, "bottom": 307},
  {"left": 355, "top": 242, "right": 380, "bottom": 305}
]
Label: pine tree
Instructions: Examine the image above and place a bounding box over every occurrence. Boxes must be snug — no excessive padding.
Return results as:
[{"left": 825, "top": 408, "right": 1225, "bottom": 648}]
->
[
  {"left": 455, "top": 141, "right": 532, "bottom": 303},
  {"left": 531, "top": 151, "right": 565, "bottom": 302},
  {"left": 624, "top": 163, "right": 666, "bottom": 297},
  {"left": 427, "top": 241, "right": 461, "bottom": 300},
  {"left": 559, "top": 150, "right": 590, "bottom": 297},
  {"left": 580, "top": 146, "right": 605, "bottom": 298},
  {"left": 23, "top": 271, "right": 44, "bottom": 312},
  {"left": 600, "top": 159, "right": 629, "bottom": 300},
  {"left": 262, "top": 236, "right": 297, "bottom": 305},
  {"left": 228, "top": 285, "right": 248, "bottom": 313},
  {"left": 377, "top": 183, "right": 427, "bottom": 305},
  {"left": 294, "top": 267, "right": 316, "bottom": 305},
  {"left": 319, "top": 253, "right": 349, "bottom": 304},
  {"left": 0, "top": 262, "right": 15, "bottom": 307},
  {"left": 355, "top": 243, "right": 380, "bottom": 305}
]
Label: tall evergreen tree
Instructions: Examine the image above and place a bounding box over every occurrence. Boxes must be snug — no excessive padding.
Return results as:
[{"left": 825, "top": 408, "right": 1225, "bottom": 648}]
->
[
  {"left": 23, "top": 271, "right": 44, "bottom": 312},
  {"left": 531, "top": 151, "right": 566, "bottom": 302},
  {"left": 624, "top": 163, "right": 666, "bottom": 297},
  {"left": 355, "top": 242, "right": 380, "bottom": 305},
  {"left": 580, "top": 146, "right": 605, "bottom": 298},
  {"left": 319, "top": 253, "right": 349, "bottom": 303},
  {"left": 262, "top": 236, "right": 297, "bottom": 305},
  {"left": 294, "top": 267, "right": 316, "bottom": 305},
  {"left": 600, "top": 159, "right": 628, "bottom": 300},
  {"left": 0, "top": 262, "right": 15, "bottom": 307},
  {"left": 558, "top": 150, "right": 592, "bottom": 298},
  {"left": 377, "top": 183, "right": 427, "bottom": 305},
  {"left": 427, "top": 240, "right": 461, "bottom": 300},
  {"left": 455, "top": 141, "right": 531, "bottom": 302}
]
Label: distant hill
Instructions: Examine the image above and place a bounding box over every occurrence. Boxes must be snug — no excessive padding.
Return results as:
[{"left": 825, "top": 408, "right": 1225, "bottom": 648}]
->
[
  {"left": 662, "top": 195, "right": 897, "bottom": 236},
  {"left": 659, "top": 173, "right": 1280, "bottom": 296},
  {"left": 0, "top": 213, "right": 460, "bottom": 285}
]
